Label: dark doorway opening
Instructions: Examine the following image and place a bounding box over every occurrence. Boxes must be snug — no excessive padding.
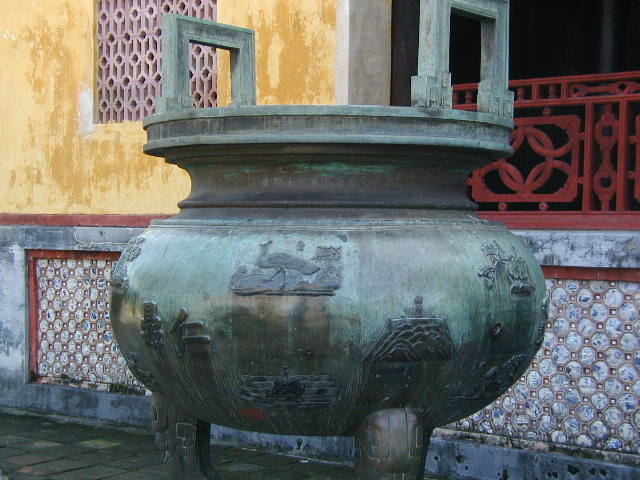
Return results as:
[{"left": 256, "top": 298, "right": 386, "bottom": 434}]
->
[
  {"left": 390, "top": 0, "right": 420, "bottom": 106},
  {"left": 390, "top": 0, "right": 640, "bottom": 105}
]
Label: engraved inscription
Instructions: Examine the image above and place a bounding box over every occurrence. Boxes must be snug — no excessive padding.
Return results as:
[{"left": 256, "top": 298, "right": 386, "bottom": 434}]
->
[
  {"left": 231, "top": 241, "right": 342, "bottom": 296},
  {"left": 364, "top": 298, "right": 455, "bottom": 363},
  {"left": 238, "top": 368, "right": 339, "bottom": 408},
  {"left": 170, "top": 308, "right": 211, "bottom": 355},
  {"left": 245, "top": 172, "right": 403, "bottom": 191},
  {"left": 477, "top": 241, "right": 535, "bottom": 295},
  {"left": 111, "top": 237, "right": 145, "bottom": 289},
  {"left": 140, "top": 301, "right": 164, "bottom": 348}
]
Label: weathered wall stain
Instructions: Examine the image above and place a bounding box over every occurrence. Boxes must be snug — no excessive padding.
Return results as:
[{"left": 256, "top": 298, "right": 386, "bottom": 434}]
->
[
  {"left": 0, "top": 1, "right": 189, "bottom": 215},
  {"left": 0, "top": 320, "right": 19, "bottom": 356},
  {"left": 0, "top": 245, "right": 24, "bottom": 359},
  {"left": 218, "top": 0, "right": 337, "bottom": 105},
  {"left": 0, "top": 1, "right": 339, "bottom": 215}
]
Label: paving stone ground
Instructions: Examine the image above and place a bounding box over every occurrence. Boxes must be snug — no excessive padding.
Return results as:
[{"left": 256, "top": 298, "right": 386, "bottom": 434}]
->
[
  {"left": 0, "top": 412, "right": 445, "bottom": 480},
  {"left": 0, "top": 412, "right": 358, "bottom": 480}
]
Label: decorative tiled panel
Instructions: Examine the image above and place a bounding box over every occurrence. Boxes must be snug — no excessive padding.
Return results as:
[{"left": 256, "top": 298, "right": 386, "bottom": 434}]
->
[
  {"left": 31, "top": 253, "right": 146, "bottom": 393},
  {"left": 449, "top": 279, "right": 640, "bottom": 453},
  {"left": 32, "top": 251, "right": 640, "bottom": 452},
  {"left": 97, "top": 0, "right": 217, "bottom": 123}
]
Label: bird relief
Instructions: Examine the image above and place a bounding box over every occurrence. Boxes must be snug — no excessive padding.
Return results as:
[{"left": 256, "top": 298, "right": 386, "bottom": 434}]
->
[{"left": 231, "top": 240, "right": 342, "bottom": 296}]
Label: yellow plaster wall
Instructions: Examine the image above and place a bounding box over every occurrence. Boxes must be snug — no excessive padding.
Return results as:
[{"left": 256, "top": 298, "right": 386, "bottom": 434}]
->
[
  {"left": 0, "top": 0, "right": 338, "bottom": 215},
  {"left": 0, "top": 0, "right": 190, "bottom": 215},
  {"left": 217, "top": 0, "right": 337, "bottom": 106}
]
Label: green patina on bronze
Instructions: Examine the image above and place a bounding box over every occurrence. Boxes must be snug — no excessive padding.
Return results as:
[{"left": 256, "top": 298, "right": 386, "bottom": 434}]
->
[
  {"left": 156, "top": 14, "right": 255, "bottom": 112},
  {"left": 110, "top": 3, "right": 545, "bottom": 479}
]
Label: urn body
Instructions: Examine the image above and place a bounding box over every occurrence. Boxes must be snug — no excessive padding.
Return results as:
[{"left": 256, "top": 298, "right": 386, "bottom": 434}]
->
[{"left": 110, "top": 106, "right": 546, "bottom": 437}]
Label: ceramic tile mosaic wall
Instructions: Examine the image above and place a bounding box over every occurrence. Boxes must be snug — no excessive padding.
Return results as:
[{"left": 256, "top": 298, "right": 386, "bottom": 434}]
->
[
  {"left": 449, "top": 278, "right": 640, "bottom": 453},
  {"left": 33, "top": 255, "right": 640, "bottom": 452},
  {"left": 32, "top": 254, "right": 145, "bottom": 393}
]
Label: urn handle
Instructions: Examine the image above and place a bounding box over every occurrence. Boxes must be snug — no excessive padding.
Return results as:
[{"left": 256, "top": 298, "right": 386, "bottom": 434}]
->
[
  {"left": 411, "top": 0, "right": 513, "bottom": 119},
  {"left": 156, "top": 14, "right": 256, "bottom": 113}
]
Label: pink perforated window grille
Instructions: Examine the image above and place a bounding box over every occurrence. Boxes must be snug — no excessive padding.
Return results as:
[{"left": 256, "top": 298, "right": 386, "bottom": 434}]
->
[{"left": 97, "top": 0, "right": 217, "bottom": 123}]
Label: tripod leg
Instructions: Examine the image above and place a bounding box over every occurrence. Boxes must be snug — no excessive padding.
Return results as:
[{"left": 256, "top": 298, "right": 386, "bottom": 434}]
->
[
  {"left": 151, "top": 393, "right": 221, "bottom": 480},
  {"left": 355, "top": 408, "right": 431, "bottom": 480}
]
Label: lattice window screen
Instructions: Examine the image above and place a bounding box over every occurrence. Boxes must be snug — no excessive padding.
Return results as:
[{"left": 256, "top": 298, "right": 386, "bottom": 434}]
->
[{"left": 97, "top": 0, "right": 217, "bottom": 123}]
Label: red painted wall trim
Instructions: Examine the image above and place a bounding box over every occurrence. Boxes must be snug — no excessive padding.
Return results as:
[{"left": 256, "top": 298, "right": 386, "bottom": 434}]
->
[
  {"left": 542, "top": 266, "right": 640, "bottom": 282},
  {"left": 27, "top": 250, "right": 121, "bottom": 380},
  {"left": 27, "top": 254, "right": 39, "bottom": 380},
  {"left": 27, "top": 250, "right": 121, "bottom": 260},
  {"left": 478, "top": 213, "right": 640, "bottom": 230},
  {"left": 0, "top": 214, "right": 171, "bottom": 228}
]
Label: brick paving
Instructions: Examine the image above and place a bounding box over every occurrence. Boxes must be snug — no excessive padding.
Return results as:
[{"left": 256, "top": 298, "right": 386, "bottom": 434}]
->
[{"left": 0, "top": 412, "right": 365, "bottom": 480}]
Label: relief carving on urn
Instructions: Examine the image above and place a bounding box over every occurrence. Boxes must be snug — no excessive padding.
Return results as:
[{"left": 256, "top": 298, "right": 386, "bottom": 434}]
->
[
  {"left": 238, "top": 366, "right": 340, "bottom": 409},
  {"left": 364, "top": 297, "right": 456, "bottom": 363},
  {"left": 231, "top": 241, "right": 342, "bottom": 296},
  {"left": 110, "top": 237, "right": 144, "bottom": 289},
  {"left": 478, "top": 240, "right": 536, "bottom": 295},
  {"left": 170, "top": 308, "right": 211, "bottom": 355}
]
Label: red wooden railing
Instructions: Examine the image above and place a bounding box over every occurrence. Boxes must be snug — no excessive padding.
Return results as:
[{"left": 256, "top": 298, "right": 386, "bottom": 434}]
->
[{"left": 456, "top": 71, "right": 640, "bottom": 229}]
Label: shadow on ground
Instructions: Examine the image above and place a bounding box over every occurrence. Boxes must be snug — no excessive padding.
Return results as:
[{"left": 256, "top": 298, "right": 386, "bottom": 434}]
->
[{"left": 0, "top": 412, "right": 360, "bottom": 480}]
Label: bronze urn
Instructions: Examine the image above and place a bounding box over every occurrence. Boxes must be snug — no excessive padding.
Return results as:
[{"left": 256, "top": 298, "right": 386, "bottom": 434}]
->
[{"left": 110, "top": 3, "right": 546, "bottom": 479}]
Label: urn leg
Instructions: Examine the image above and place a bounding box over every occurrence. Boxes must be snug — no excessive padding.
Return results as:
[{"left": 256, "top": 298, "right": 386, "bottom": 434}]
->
[
  {"left": 151, "top": 393, "right": 221, "bottom": 480},
  {"left": 355, "top": 408, "right": 431, "bottom": 480}
]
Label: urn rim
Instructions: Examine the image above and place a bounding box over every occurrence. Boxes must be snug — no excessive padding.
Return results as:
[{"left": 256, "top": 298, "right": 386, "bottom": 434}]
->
[{"left": 143, "top": 104, "right": 513, "bottom": 159}]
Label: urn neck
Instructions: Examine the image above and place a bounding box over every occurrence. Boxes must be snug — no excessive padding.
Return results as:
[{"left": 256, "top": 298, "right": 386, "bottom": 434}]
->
[
  {"left": 172, "top": 150, "right": 485, "bottom": 214},
  {"left": 142, "top": 106, "right": 512, "bottom": 215}
]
